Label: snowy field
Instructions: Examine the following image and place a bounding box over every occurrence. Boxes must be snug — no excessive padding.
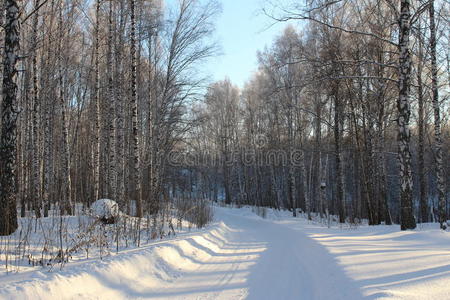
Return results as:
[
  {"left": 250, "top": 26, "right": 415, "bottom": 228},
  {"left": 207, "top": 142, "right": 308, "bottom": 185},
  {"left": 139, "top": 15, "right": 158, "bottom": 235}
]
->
[{"left": 0, "top": 206, "right": 449, "bottom": 299}]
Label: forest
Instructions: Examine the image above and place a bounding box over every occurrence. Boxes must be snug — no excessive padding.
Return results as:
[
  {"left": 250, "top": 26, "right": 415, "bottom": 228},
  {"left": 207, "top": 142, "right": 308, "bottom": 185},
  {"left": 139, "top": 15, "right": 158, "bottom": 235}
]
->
[
  {"left": 0, "top": 0, "right": 448, "bottom": 261},
  {"left": 190, "top": 0, "right": 450, "bottom": 230},
  {"left": 0, "top": 0, "right": 449, "bottom": 298}
]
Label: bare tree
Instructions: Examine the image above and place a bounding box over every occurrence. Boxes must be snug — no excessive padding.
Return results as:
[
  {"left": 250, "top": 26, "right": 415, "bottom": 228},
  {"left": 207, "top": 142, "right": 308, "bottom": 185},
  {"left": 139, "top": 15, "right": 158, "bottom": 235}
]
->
[
  {"left": 93, "top": 0, "right": 101, "bottom": 202},
  {"left": 429, "top": 0, "right": 446, "bottom": 229},
  {"left": 0, "top": 0, "right": 20, "bottom": 235},
  {"left": 130, "top": 0, "right": 141, "bottom": 217}
]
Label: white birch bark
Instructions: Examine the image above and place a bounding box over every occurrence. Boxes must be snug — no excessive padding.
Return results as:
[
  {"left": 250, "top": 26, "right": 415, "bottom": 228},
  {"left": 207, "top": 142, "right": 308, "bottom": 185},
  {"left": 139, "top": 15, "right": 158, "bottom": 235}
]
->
[
  {"left": 93, "top": 0, "right": 101, "bottom": 201},
  {"left": 107, "top": 1, "right": 116, "bottom": 199},
  {"left": 429, "top": 1, "right": 446, "bottom": 229},
  {"left": 31, "top": 0, "right": 41, "bottom": 217},
  {"left": 398, "top": 0, "right": 415, "bottom": 230},
  {"left": 115, "top": 0, "right": 126, "bottom": 208},
  {"left": 130, "top": 0, "right": 142, "bottom": 217},
  {"left": 58, "top": 2, "right": 72, "bottom": 214},
  {"left": 0, "top": 0, "right": 20, "bottom": 235}
]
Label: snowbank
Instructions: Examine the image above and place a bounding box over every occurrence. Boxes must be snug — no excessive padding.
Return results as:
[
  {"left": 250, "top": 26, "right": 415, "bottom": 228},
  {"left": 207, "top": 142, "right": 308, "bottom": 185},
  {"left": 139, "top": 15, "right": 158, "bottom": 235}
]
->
[
  {"left": 1, "top": 206, "right": 449, "bottom": 299},
  {"left": 0, "top": 222, "right": 232, "bottom": 300}
]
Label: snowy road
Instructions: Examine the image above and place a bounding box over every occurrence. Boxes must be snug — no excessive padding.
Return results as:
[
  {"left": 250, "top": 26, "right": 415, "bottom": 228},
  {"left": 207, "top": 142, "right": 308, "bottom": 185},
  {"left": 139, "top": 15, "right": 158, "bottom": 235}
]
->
[
  {"left": 1, "top": 206, "right": 450, "bottom": 299},
  {"left": 148, "top": 208, "right": 364, "bottom": 300},
  {"left": 0, "top": 207, "right": 364, "bottom": 299}
]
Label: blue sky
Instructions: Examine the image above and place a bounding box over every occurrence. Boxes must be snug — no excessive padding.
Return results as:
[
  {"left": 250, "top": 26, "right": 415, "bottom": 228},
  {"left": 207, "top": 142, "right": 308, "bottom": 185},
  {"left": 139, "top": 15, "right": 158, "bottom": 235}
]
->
[{"left": 207, "top": 0, "right": 292, "bottom": 88}]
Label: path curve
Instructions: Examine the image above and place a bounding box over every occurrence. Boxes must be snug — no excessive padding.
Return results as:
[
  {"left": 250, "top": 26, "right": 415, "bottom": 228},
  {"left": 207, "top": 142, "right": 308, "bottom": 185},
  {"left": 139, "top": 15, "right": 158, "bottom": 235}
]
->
[{"left": 0, "top": 207, "right": 366, "bottom": 300}]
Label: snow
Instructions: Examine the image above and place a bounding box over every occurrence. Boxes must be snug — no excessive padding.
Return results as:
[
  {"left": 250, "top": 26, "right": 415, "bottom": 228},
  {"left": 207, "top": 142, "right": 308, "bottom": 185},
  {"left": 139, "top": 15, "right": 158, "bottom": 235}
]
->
[
  {"left": 1, "top": 205, "right": 449, "bottom": 299},
  {"left": 89, "top": 199, "right": 121, "bottom": 220}
]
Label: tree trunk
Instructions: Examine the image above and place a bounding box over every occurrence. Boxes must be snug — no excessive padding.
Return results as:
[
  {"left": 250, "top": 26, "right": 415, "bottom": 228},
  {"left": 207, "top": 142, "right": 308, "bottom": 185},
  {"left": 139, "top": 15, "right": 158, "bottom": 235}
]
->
[
  {"left": 59, "top": 3, "right": 72, "bottom": 215},
  {"left": 300, "top": 147, "right": 310, "bottom": 219},
  {"left": 320, "top": 153, "right": 329, "bottom": 223},
  {"left": 107, "top": 1, "right": 116, "bottom": 199},
  {"left": 31, "top": 0, "right": 42, "bottom": 218},
  {"left": 333, "top": 84, "right": 345, "bottom": 223},
  {"left": 93, "top": 0, "right": 101, "bottom": 201},
  {"left": 398, "top": 0, "right": 416, "bottom": 230},
  {"left": 287, "top": 108, "right": 296, "bottom": 216},
  {"left": 42, "top": 22, "right": 54, "bottom": 217},
  {"left": 130, "top": 0, "right": 142, "bottom": 217},
  {"left": 417, "top": 26, "right": 428, "bottom": 223},
  {"left": 115, "top": 0, "right": 126, "bottom": 209},
  {"left": 0, "top": 0, "right": 20, "bottom": 235},
  {"left": 429, "top": 1, "right": 446, "bottom": 229}
]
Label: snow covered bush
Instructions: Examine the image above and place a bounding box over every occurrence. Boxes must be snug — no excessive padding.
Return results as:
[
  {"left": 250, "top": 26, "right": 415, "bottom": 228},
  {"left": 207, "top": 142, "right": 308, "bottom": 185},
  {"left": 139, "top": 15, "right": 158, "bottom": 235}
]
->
[{"left": 90, "top": 199, "right": 121, "bottom": 224}]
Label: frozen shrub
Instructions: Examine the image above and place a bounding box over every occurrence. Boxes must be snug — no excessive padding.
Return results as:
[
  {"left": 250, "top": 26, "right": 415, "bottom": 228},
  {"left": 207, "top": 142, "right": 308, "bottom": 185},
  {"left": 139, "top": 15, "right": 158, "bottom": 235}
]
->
[{"left": 175, "top": 198, "right": 213, "bottom": 229}]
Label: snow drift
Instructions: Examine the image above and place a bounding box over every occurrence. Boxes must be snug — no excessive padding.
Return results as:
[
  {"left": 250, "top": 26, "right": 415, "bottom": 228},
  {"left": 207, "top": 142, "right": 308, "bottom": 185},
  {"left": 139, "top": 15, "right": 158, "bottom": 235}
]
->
[{"left": 1, "top": 206, "right": 450, "bottom": 300}]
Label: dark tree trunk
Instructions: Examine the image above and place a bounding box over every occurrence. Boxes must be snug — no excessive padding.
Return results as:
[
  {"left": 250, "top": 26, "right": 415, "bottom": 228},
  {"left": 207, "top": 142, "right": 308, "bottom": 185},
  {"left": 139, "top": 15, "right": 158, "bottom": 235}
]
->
[
  {"left": 0, "top": 0, "right": 20, "bottom": 235},
  {"left": 417, "top": 27, "right": 428, "bottom": 223},
  {"left": 333, "top": 84, "right": 345, "bottom": 223}
]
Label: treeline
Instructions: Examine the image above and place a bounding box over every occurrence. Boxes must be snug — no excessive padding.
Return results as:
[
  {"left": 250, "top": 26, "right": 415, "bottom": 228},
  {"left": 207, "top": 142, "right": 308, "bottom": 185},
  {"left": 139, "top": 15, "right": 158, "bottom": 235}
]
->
[
  {"left": 183, "top": 0, "right": 449, "bottom": 229},
  {"left": 0, "top": 0, "right": 449, "bottom": 236},
  {"left": 0, "top": 0, "right": 219, "bottom": 235}
]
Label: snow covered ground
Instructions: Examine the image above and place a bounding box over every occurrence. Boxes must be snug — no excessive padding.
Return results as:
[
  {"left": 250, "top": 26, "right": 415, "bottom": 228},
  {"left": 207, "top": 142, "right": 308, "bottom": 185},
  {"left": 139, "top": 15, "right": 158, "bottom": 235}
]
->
[{"left": 0, "top": 206, "right": 449, "bottom": 299}]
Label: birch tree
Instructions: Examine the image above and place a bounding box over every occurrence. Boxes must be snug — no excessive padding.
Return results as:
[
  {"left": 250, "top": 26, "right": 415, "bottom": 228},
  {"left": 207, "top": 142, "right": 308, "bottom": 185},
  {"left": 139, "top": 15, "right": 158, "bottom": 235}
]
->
[
  {"left": 107, "top": 0, "right": 116, "bottom": 199},
  {"left": 93, "top": 0, "right": 101, "bottom": 201},
  {"left": 429, "top": 0, "right": 446, "bottom": 229},
  {"left": 31, "top": 0, "right": 42, "bottom": 217},
  {"left": 0, "top": 0, "right": 20, "bottom": 235},
  {"left": 397, "top": 0, "right": 415, "bottom": 230},
  {"left": 58, "top": 1, "right": 73, "bottom": 215},
  {"left": 130, "top": 0, "right": 142, "bottom": 217}
]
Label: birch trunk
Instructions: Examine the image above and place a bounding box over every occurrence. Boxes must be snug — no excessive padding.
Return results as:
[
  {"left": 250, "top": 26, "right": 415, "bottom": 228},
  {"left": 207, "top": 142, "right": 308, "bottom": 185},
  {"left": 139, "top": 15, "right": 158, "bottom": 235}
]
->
[
  {"left": 0, "top": 0, "right": 20, "bottom": 235},
  {"left": 300, "top": 147, "right": 310, "bottom": 220},
  {"left": 59, "top": 3, "right": 72, "bottom": 215},
  {"left": 115, "top": 0, "right": 126, "bottom": 208},
  {"left": 429, "top": 1, "right": 446, "bottom": 229},
  {"left": 130, "top": 0, "right": 142, "bottom": 217},
  {"left": 398, "top": 0, "right": 415, "bottom": 230},
  {"left": 287, "top": 108, "right": 296, "bottom": 216},
  {"left": 31, "top": 0, "right": 41, "bottom": 218},
  {"left": 42, "top": 2, "right": 56, "bottom": 217},
  {"left": 107, "top": 1, "right": 116, "bottom": 199},
  {"left": 93, "top": 0, "right": 100, "bottom": 201}
]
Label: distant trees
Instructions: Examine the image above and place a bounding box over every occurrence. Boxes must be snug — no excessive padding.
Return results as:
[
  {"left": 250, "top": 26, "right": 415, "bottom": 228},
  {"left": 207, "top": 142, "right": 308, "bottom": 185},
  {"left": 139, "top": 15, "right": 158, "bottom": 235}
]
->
[
  {"left": 188, "top": 0, "right": 449, "bottom": 229},
  {"left": 204, "top": 80, "right": 240, "bottom": 205},
  {"left": 0, "top": 0, "right": 448, "bottom": 236},
  {"left": 255, "top": 0, "right": 448, "bottom": 229}
]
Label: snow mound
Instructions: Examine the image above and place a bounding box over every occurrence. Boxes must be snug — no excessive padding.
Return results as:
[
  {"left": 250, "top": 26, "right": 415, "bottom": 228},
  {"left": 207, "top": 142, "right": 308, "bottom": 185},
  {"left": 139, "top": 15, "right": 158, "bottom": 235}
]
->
[
  {"left": 90, "top": 199, "right": 121, "bottom": 223},
  {"left": 0, "top": 221, "right": 232, "bottom": 299}
]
